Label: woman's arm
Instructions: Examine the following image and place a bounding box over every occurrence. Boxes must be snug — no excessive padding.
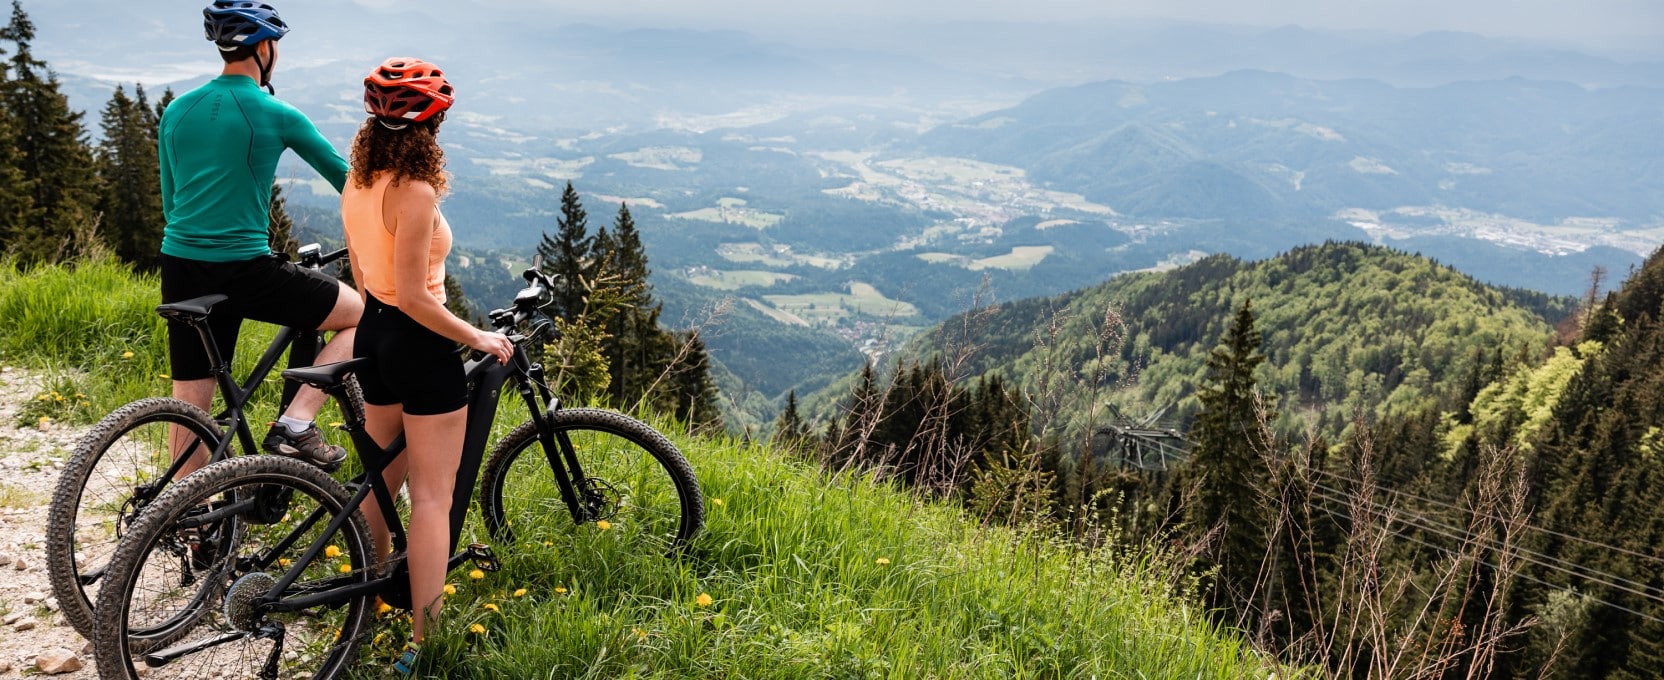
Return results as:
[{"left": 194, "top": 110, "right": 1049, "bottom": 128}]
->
[{"left": 386, "top": 180, "right": 513, "bottom": 364}]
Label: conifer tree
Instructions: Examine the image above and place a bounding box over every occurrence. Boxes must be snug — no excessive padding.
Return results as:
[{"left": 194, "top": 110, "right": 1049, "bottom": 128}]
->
[
  {"left": 0, "top": 0, "right": 99, "bottom": 265},
  {"left": 536, "top": 181, "right": 591, "bottom": 320},
  {"left": 773, "top": 390, "right": 809, "bottom": 453},
  {"left": 1186, "top": 298, "right": 1273, "bottom": 613},
  {"left": 96, "top": 84, "right": 164, "bottom": 270},
  {"left": 267, "top": 183, "right": 300, "bottom": 258},
  {"left": 661, "top": 330, "right": 722, "bottom": 431}
]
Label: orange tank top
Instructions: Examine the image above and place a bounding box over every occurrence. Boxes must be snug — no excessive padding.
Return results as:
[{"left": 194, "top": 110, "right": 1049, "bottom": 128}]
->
[{"left": 341, "top": 173, "right": 450, "bottom": 306}]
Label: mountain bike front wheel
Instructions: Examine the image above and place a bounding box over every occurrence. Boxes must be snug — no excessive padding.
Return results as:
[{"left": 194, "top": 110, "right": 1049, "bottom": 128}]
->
[{"left": 478, "top": 408, "right": 704, "bottom": 557}]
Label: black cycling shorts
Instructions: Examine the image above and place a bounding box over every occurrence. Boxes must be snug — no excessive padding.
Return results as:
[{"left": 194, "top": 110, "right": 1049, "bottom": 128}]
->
[
  {"left": 160, "top": 253, "right": 342, "bottom": 381},
  {"left": 353, "top": 293, "right": 469, "bottom": 416}
]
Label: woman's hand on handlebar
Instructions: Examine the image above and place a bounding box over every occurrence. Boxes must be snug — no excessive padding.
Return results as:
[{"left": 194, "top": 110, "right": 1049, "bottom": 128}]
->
[{"left": 469, "top": 329, "right": 515, "bottom": 365}]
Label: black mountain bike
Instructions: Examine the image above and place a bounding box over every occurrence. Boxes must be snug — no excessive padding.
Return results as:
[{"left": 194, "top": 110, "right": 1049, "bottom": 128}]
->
[
  {"left": 46, "top": 244, "right": 363, "bottom": 639},
  {"left": 91, "top": 267, "right": 704, "bottom": 679}
]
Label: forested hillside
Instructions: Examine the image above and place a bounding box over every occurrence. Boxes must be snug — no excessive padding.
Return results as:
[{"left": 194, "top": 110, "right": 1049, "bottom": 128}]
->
[{"left": 908, "top": 240, "right": 1575, "bottom": 438}]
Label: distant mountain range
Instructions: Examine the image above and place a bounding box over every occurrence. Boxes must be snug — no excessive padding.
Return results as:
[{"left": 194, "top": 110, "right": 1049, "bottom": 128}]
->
[{"left": 917, "top": 70, "right": 1664, "bottom": 224}]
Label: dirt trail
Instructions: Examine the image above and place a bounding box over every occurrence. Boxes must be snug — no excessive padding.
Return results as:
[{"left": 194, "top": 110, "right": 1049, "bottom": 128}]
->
[{"left": 0, "top": 365, "right": 102, "bottom": 678}]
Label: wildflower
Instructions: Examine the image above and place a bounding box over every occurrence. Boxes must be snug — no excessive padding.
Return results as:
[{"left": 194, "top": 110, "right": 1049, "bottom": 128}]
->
[
  {"left": 711, "top": 498, "right": 724, "bottom": 507},
  {"left": 37, "top": 416, "right": 50, "bottom": 427},
  {"left": 121, "top": 351, "right": 134, "bottom": 359},
  {"left": 875, "top": 557, "right": 891, "bottom": 565},
  {"left": 695, "top": 593, "right": 713, "bottom": 608},
  {"left": 75, "top": 393, "right": 85, "bottom": 398},
  {"left": 324, "top": 545, "right": 341, "bottom": 559},
  {"left": 469, "top": 623, "right": 486, "bottom": 635},
  {"left": 633, "top": 627, "right": 645, "bottom": 639},
  {"left": 542, "top": 541, "right": 553, "bottom": 547},
  {"left": 339, "top": 563, "right": 352, "bottom": 574},
  {"left": 484, "top": 603, "right": 499, "bottom": 613},
  {"left": 278, "top": 558, "right": 292, "bottom": 567},
  {"left": 444, "top": 584, "right": 457, "bottom": 596},
  {"left": 377, "top": 601, "right": 393, "bottom": 616},
  {"left": 555, "top": 587, "right": 568, "bottom": 594},
  {"left": 469, "top": 568, "right": 485, "bottom": 580},
  {"left": 513, "top": 588, "right": 528, "bottom": 598},
  {"left": 595, "top": 520, "right": 612, "bottom": 531}
]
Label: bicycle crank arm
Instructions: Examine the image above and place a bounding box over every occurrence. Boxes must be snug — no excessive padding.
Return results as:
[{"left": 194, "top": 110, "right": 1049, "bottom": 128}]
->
[{"left": 143, "top": 630, "right": 251, "bottom": 667}]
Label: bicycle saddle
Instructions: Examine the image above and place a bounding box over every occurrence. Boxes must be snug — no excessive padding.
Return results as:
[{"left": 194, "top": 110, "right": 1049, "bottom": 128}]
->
[
  {"left": 155, "top": 294, "right": 230, "bottom": 323},
  {"left": 282, "top": 358, "right": 372, "bottom": 390}
]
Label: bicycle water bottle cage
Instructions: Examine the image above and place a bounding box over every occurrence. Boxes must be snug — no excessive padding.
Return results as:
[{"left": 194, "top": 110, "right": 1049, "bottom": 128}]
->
[{"left": 155, "top": 294, "right": 230, "bottom": 324}]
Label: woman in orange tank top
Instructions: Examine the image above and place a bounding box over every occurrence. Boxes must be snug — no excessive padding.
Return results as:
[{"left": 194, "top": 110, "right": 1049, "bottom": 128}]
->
[{"left": 342, "top": 57, "right": 512, "bottom": 675}]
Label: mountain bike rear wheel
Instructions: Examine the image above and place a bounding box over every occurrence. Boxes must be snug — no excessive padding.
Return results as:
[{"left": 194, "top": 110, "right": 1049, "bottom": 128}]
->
[{"left": 93, "top": 455, "right": 374, "bottom": 680}]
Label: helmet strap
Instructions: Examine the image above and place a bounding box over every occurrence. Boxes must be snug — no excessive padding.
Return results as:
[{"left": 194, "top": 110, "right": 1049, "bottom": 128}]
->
[{"left": 252, "top": 45, "right": 275, "bottom": 94}]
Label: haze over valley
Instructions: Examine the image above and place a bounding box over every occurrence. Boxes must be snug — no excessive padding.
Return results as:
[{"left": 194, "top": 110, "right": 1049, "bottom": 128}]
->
[{"left": 38, "top": 0, "right": 1664, "bottom": 408}]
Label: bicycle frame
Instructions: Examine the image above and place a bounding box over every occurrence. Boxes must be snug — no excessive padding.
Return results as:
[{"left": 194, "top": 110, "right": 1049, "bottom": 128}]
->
[
  {"left": 255, "top": 330, "right": 589, "bottom": 617},
  {"left": 146, "top": 247, "right": 350, "bottom": 500}
]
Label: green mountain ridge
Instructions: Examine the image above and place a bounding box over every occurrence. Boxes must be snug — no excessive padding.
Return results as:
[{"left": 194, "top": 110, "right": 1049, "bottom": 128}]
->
[{"left": 884, "top": 240, "right": 1575, "bottom": 438}]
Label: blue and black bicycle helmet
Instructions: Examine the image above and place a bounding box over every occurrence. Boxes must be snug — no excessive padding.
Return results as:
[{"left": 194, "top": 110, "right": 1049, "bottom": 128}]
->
[{"left": 203, "top": 1, "right": 289, "bottom": 47}]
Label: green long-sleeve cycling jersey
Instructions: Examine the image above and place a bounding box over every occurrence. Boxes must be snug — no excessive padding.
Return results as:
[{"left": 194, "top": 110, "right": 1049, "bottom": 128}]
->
[{"left": 159, "top": 75, "right": 349, "bottom": 262}]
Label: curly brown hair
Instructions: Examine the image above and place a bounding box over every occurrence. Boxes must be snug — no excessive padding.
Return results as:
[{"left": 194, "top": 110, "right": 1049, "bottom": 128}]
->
[{"left": 348, "top": 117, "right": 449, "bottom": 195}]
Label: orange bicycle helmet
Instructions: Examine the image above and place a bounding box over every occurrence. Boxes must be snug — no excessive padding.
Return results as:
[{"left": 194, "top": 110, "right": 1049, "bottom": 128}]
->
[{"left": 363, "top": 57, "right": 454, "bottom": 124}]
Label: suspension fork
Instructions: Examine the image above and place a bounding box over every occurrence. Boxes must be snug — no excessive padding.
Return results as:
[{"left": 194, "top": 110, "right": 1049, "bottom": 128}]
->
[{"left": 515, "top": 361, "right": 593, "bottom": 523}]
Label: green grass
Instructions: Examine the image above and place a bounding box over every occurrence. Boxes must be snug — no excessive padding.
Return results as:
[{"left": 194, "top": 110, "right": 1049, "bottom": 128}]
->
[
  {"left": 378, "top": 428, "right": 1275, "bottom": 678},
  {"left": 1, "top": 258, "right": 1278, "bottom": 678}
]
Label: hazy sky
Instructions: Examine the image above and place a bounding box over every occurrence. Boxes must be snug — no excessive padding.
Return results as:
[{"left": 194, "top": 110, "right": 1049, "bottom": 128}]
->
[{"left": 381, "top": 0, "right": 1664, "bottom": 41}]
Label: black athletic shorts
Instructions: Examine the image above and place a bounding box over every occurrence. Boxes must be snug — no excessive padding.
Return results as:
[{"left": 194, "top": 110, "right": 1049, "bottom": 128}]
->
[
  {"left": 160, "top": 253, "right": 342, "bottom": 381},
  {"left": 353, "top": 293, "right": 469, "bottom": 416}
]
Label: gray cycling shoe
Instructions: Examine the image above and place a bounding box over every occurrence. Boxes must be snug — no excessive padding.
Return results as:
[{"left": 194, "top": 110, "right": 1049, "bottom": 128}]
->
[{"left": 261, "top": 422, "right": 347, "bottom": 471}]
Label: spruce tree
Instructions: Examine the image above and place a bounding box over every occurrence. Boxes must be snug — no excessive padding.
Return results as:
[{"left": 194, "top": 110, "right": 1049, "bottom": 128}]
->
[
  {"left": 267, "top": 183, "right": 300, "bottom": 258},
  {"left": 96, "top": 84, "right": 164, "bottom": 270},
  {"left": 1186, "top": 298, "right": 1273, "bottom": 613},
  {"left": 0, "top": 0, "right": 99, "bottom": 265},
  {"left": 772, "top": 390, "right": 809, "bottom": 453},
  {"left": 661, "top": 330, "right": 722, "bottom": 432},
  {"left": 536, "top": 181, "right": 591, "bottom": 320}
]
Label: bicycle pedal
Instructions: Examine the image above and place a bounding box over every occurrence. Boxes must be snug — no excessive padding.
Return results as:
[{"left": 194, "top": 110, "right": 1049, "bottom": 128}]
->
[{"left": 464, "top": 543, "right": 500, "bottom": 573}]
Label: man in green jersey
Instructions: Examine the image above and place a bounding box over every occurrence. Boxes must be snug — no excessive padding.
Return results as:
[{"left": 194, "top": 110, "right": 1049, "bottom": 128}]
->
[{"left": 158, "top": 1, "right": 360, "bottom": 471}]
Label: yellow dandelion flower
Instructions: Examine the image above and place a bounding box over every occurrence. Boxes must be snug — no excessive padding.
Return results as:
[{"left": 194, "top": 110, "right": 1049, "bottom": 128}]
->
[
  {"left": 121, "top": 351, "right": 134, "bottom": 359},
  {"left": 595, "top": 520, "right": 612, "bottom": 531},
  {"left": 711, "top": 498, "right": 724, "bottom": 506},
  {"left": 695, "top": 593, "right": 714, "bottom": 608},
  {"left": 36, "top": 394, "right": 47, "bottom": 401},
  {"left": 75, "top": 393, "right": 85, "bottom": 398},
  {"left": 513, "top": 588, "right": 528, "bottom": 598},
  {"left": 542, "top": 541, "right": 553, "bottom": 547},
  {"left": 37, "top": 416, "right": 50, "bottom": 426},
  {"left": 278, "top": 558, "right": 292, "bottom": 567},
  {"left": 339, "top": 563, "right": 352, "bottom": 574},
  {"left": 875, "top": 557, "right": 891, "bottom": 565},
  {"left": 633, "top": 627, "right": 645, "bottom": 639},
  {"left": 377, "top": 602, "right": 393, "bottom": 616},
  {"left": 484, "top": 603, "right": 499, "bottom": 612},
  {"left": 469, "top": 623, "right": 486, "bottom": 634},
  {"left": 555, "top": 586, "right": 568, "bottom": 594},
  {"left": 324, "top": 545, "right": 341, "bottom": 559},
  {"left": 281, "top": 513, "right": 291, "bottom": 523},
  {"left": 444, "top": 584, "right": 457, "bottom": 596},
  {"left": 469, "top": 568, "right": 485, "bottom": 580}
]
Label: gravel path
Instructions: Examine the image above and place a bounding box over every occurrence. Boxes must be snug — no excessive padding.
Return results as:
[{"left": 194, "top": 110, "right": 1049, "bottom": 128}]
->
[{"left": 0, "top": 365, "right": 101, "bottom": 678}]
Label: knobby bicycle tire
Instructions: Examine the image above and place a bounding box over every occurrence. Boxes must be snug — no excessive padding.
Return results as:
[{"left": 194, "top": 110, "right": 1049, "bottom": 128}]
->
[
  {"left": 93, "top": 455, "right": 374, "bottom": 680},
  {"left": 46, "top": 397, "right": 222, "bottom": 639},
  {"left": 47, "top": 375, "right": 364, "bottom": 641},
  {"left": 479, "top": 408, "right": 704, "bottom": 557}
]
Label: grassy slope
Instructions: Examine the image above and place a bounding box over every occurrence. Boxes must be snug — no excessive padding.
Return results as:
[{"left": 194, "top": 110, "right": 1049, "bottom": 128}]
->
[{"left": 1, "top": 258, "right": 1276, "bottom": 678}]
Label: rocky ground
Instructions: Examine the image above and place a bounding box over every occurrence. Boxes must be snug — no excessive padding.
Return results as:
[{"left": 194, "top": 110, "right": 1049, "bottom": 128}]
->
[{"left": 0, "top": 365, "right": 99, "bottom": 677}]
